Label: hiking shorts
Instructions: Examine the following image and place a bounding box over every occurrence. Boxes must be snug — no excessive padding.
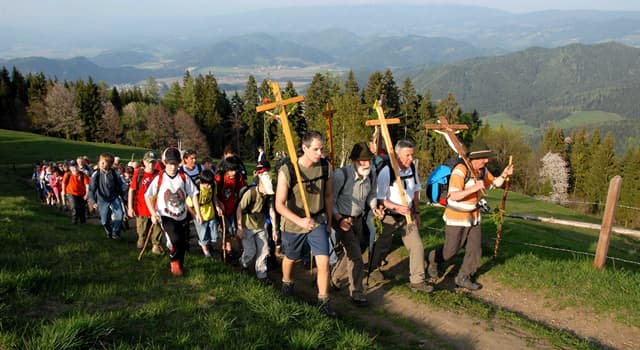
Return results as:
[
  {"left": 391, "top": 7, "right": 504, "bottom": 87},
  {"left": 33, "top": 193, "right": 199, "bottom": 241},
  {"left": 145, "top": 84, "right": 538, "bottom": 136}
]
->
[{"left": 281, "top": 223, "right": 329, "bottom": 260}]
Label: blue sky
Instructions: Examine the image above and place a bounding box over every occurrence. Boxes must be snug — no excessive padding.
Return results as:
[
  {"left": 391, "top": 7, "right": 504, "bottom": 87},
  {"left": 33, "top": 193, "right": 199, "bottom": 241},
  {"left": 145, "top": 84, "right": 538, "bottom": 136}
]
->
[{"left": 3, "top": 0, "right": 640, "bottom": 16}]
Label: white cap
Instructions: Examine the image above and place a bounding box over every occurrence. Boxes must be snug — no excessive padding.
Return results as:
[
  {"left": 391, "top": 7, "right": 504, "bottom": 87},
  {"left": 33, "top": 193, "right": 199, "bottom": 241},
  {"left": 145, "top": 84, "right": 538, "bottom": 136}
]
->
[{"left": 258, "top": 173, "right": 274, "bottom": 195}]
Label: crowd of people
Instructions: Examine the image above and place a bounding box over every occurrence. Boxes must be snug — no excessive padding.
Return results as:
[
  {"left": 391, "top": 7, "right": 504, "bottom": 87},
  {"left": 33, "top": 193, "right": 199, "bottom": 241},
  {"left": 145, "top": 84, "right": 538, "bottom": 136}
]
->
[{"left": 31, "top": 131, "right": 513, "bottom": 318}]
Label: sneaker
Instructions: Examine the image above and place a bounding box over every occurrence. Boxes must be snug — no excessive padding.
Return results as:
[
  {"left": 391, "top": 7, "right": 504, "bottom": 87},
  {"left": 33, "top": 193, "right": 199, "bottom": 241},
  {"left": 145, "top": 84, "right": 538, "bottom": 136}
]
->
[
  {"left": 258, "top": 277, "right": 272, "bottom": 286},
  {"left": 410, "top": 281, "right": 434, "bottom": 293},
  {"left": 170, "top": 261, "right": 183, "bottom": 276},
  {"left": 281, "top": 281, "right": 295, "bottom": 297},
  {"left": 136, "top": 236, "right": 145, "bottom": 249},
  {"left": 350, "top": 294, "right": 369, "bottom": 307},
  {"left": 111, "top": 233, "right": 121, "bottom": 241},
  {"left": 317, "top": 298, "right": 337, "bottom": 318},
  {"left": 427, "top": 262, "right": 439, "bottom": 279},
  {"left": 152, "top": 244, "right": 164, "bottom": 255},
  {"left": 454, "top": 275, "right": 482, "bottom": 291},
  {"left": 369, "top": 269, "right": 391, "bottom": 282}
]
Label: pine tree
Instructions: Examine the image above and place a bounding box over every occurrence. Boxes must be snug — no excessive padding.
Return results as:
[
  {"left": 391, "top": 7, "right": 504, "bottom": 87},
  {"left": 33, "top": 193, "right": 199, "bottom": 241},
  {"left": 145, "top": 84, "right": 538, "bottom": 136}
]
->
[
  {"left": 109, "top": 87, "right": 122, "bottom": 113},
  {"left": 162, "top": 82, "right": 182, "bottom": 114},
  {"left": 304, "top": 73, "right": 331, "bottom": 133},
  {"left": 617, "top": 146, "right": 640, "bottom": 227},
  {"left": 583, "top": 130, "right": 617, "bottom": 213},
  {"left": 400, "top": 77, "right": 418, "bottom": 141},
  {"left": 121, "top": 102, "right": 151, "bottom": 147},
  {"left": 542, "top": 124, "right": 566, "bottom": 155},
  {"left": 344, "top": 70, "right": 360, "bottom": 97},
  {"left": 75, "top": 77, "right": 103, "bottom": 141},
  {"left": 435, "top": 92, "right": 461, "bottom": 124},
  {"left": 568, "top": 128, "right": 589, "bottom": 197},
  {"left": 363, "top": 71, "right": 384, "bottom": 108},
  {"left": 241, "top": 75, "right": 261, "bottom": 153},
  {"left": 143, "top": 76, "right": 160, "bottom": 104},
  {"left": 0, "top": 67, "right": 12, "bottom": 129}
]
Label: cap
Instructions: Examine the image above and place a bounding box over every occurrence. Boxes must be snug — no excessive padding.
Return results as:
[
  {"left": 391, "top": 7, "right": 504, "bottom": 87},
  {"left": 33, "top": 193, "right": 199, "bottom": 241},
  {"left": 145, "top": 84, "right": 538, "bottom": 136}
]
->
[
  {"left": 468, "top": 138, "right": 496, "bottom": 159},
  {"left": 164, "top": 147, "right": 182, "bottom": 164},
  {"left": 349, "top": 142, "right": 375, "bottom": 161},
  {"left": 69, "top": 160, "right": 78, "bottom": 167},
  {"left": 258, "top": 173, "right": 274, "bottom": 195},
  {"left": 255, "top": 160, "right": 271, "bottom": 174},
  {"left": 143, "top": 151, "right": 158, "bottom": 161}
]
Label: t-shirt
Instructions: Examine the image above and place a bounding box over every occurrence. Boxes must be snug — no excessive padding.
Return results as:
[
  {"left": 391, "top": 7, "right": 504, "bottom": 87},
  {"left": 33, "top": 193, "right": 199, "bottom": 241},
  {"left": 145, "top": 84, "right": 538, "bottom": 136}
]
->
[
  {"left": 63, "top": 171, "right": 89, "bottom": 196},
  {"left": 443, "top": 164, "right": 495, "bottom": 227},
  {"left": 215, "top": 172, "right": 246, "bottom": 216},
  {"left": 238, "top": 186, "right": 270, "bottom": 230},
  {"left": 130, "top": 168, "right": 158, "bottom": 217},
  {"left": 187, "top": 184, "right": 216, "bottom": 221},
  {"left": 145, "top": 171, "right": 198, "bottom": 221}
]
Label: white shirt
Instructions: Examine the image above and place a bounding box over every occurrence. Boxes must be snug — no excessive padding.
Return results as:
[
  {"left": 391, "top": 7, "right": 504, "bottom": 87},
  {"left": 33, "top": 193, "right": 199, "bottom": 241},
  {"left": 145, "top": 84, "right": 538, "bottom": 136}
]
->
[
  {"left": 145, "top": 172, "right": 198, "bottom": 221},
  {"left": 376, "top": 164, "right": 421, "bottom": 209}
]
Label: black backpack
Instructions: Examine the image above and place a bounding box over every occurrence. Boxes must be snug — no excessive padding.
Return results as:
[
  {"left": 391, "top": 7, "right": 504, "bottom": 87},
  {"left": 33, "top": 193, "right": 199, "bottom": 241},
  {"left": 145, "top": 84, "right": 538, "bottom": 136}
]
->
[
  {"left": 376, "top": 155, "right": 417, "bottom": 186},
  {"left": 281, "top": 157, "right": 330, "bottom": 193}
]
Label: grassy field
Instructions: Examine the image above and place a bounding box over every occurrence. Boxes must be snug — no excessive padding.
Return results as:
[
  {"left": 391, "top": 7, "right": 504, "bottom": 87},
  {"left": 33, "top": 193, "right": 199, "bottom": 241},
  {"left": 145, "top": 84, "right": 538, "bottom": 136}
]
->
[
  {"left": 1, "top": 129, "right": 639, "bottom": 348},
  {"left": 481, "top": 113, "right": 538, "bottom": 135},
  {"left": 554, "top": 111, "right": 624, "bottom": 129}
]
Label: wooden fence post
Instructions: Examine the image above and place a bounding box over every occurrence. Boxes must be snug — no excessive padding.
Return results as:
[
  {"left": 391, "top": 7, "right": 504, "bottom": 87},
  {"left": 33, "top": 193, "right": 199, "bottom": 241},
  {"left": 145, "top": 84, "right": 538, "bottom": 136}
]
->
[{"left": 593, "top": 175, "right": 622, "bottom": 270}]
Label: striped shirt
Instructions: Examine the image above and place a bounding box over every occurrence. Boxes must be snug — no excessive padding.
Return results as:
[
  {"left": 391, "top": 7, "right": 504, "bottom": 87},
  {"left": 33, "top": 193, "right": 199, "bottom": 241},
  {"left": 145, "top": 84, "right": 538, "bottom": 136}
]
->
[{"left": 443, "top": 164, "right": 495, "bottom": 226}]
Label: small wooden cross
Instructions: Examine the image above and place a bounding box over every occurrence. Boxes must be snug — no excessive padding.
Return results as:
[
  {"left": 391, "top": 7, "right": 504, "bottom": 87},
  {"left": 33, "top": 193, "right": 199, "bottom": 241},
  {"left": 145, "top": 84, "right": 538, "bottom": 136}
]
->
[
  {"left": 322, "top": 103, "right": 337, "bottom": 169},
  {"left": 256, "top": 81, "right": 311, "bottom": 218},
  {"left": 425, "top": 116, "right": 485, "bottom": 195},
  {"left": 365, "top": 99, "right": 412, "bottom": 223}
]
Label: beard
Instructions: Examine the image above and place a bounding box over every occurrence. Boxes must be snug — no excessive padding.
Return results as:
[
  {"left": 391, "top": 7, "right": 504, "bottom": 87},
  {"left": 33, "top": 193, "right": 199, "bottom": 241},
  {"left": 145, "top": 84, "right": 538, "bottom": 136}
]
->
[{"left": 356, "top": 164, "right": 371, "bottom": 177}]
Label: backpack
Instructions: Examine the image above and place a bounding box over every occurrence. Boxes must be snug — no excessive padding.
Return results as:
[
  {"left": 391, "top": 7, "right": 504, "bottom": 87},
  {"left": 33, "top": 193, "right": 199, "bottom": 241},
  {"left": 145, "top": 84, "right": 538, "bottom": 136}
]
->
[
  {"left": 132, "top": 168, "right": 159, "bottom": 205},
  {"left": 426, "top": 157, "right": 483, "bottom": 206},
  {"left": 376, "top": 155, "right": 417, "bottom": 186},
  {"left": 281, "top": 157, "right": 330, "bottom": 193},
  {"left": 237, "top": 184, "right": 258, "bottom": 214},
  {"left": 180, "top": 163, "right": 203, "bottom": 184}
]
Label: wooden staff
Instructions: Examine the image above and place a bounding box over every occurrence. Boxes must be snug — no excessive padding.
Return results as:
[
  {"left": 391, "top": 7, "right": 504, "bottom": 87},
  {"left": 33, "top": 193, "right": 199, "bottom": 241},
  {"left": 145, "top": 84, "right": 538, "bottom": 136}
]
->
[
  {"left": 256, "top": 81, "right": 309, "bottom": 218},
  {"left": 322, "top": 103, "right": 336, "bottom": 169},
  {"left": 137, "top": 223, "right": 156, "bottom": 261},
  {"left": 365, "top": 98, "right": 412, "bottom": 223},
  {"left": 493, "top": 155, "right": 513, "bottom": 259}
]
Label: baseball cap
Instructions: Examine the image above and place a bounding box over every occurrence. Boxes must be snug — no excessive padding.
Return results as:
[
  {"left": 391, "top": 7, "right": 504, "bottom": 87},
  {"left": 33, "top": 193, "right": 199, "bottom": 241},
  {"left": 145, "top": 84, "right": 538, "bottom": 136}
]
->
[
  {"left": 143, "top": 151, "right": 158, "bottom": 161},
  {"left": 258, "top": 173, "right": 274, "bottom": 195},
  {"left": 164, "top": 147, "right": 181, "bottom": 164},
  {"left": 255, "top": 160, "right": 271, "bottom": 174}
]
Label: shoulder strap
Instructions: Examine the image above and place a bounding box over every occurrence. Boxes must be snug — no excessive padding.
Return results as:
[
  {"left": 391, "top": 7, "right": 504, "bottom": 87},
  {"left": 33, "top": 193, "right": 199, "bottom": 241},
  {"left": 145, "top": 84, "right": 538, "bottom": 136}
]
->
[{"left": 336, "top": 167, "right": 347, "bottom": 197}]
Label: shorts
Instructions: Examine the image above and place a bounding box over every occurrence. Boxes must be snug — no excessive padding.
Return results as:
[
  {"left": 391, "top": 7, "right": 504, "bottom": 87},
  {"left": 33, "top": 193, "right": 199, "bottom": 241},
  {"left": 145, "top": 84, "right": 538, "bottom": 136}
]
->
[{"left": 281, "top": 223, "right": 329, "bottom": 260}]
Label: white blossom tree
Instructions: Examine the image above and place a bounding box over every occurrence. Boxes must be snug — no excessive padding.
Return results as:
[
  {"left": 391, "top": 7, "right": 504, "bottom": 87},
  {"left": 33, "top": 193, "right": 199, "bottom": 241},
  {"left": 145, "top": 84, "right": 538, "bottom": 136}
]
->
[{"left": 540, "top": 152, "right": 569, "bottom": 203}]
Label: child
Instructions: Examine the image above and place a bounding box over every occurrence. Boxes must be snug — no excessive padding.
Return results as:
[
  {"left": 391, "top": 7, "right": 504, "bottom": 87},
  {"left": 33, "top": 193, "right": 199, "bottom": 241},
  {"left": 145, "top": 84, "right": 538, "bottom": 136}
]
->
[
  {"left": 88, "top": 153, "right": 125, "bottom": 240},
  {"left": 128, "top": 152, "right": 163, "bottom": 254},
  {"left": 62, "top": 160, "right": 90, "bottom": 224},
  {"left": 215, "top": 157, "right": 247, "bottom": 259},
  {"left": 236, "top": 162, "right": 276, "bottom": 283},
  {"left": 145, "top": 147, "right": 202, "bottom": 276},
  {"left": 187, "top": 169, "right": 223, "bottom": 258},
  {"left": 49, "top": 165, "right": 64, "bottom": 209}
]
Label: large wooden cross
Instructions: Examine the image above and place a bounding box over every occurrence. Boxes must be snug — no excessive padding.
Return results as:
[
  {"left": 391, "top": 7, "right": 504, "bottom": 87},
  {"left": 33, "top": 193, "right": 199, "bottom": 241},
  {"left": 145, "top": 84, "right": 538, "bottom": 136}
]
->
[
  {"left": 256, "top": 81, "right": 311, "bottom": 218},
  {"left": 425, "top": 116, "right": 486, "bottom": 195},
  {"left": 365, "top": 99, "right": 412, "bottom": 223},
  {"left": 322, "top": 103, "right": 336, "bottom": 169}
]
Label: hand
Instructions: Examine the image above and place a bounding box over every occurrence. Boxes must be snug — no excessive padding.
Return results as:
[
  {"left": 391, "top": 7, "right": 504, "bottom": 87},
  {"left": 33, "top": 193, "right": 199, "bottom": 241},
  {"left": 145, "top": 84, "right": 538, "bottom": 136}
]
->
[
  {"left": 216, "top": 207, "right": 224, "bottom": 217},
  {"left": 502, "top": 164, "right": 514, "bottom": 177},
  {"left": 338, "top": 216, "right": 352, "bottom": 232},
  {"left": 372, "top": 207, "right": 385, "bottom": 220},
  {"left": 195, "top": 213, "right": 203, "bottom": 225},
  {"left": 92, "top": 203, "right": 98, "bottom": 210},
  {"left": 297, "top": 217, "right": 315, "bottom": 231},
  {"left": 127, "top": 208, "right": 135, "bottom": 218},
  {"left": 272, "top": 229, "right": 278, "bottom": 242},
  {"left": 236, "top": 227, "right": 244, "bottom": 240},
  {"left": 474, "top": 181, "right": 486, "bottom": 193},
  {"left": 394, "top": 205, "right": 412, "bottom": 216},
  {"left": 151, "top": 213, "right": 159, "bottom": 225}
]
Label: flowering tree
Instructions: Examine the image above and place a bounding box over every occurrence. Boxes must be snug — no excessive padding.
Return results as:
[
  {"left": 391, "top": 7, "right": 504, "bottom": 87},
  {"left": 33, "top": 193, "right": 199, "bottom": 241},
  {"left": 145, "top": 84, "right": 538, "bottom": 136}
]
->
[{"left": 540, "top": 152, "right": 569, "bottom": 203}]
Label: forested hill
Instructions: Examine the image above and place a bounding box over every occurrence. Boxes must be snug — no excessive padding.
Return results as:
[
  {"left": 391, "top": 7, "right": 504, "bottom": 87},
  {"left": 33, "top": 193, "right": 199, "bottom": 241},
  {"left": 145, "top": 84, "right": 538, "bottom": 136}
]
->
[{"left": 404, "top": 42, "right": 640, "bottom": 127}]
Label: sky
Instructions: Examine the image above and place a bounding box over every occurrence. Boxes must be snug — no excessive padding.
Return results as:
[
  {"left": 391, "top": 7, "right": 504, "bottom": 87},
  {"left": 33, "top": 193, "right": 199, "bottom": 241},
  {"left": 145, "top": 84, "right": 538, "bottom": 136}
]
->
[{"left": 3, "top": 0, "right": 640, "bottom": 17}]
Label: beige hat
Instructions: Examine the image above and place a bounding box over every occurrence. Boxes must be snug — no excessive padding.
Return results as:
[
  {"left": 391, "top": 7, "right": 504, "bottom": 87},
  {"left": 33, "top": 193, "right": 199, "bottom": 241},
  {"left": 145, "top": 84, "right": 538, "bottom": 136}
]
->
[{"left": 258, "top": 173, "right": 274, "bottom": 195}]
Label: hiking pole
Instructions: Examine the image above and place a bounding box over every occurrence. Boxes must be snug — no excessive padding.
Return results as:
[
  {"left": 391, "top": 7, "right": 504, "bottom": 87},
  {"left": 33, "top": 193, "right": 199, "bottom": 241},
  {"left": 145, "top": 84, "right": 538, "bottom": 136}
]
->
[
  {"left": 493, "top": 155, "right": 513, "bottom": 259},
  {"left": 221, "top": 216, "right": 227, "bottom": 264},
  {"left": 137, "top": 222, "right": 156, "bottom": 261}
]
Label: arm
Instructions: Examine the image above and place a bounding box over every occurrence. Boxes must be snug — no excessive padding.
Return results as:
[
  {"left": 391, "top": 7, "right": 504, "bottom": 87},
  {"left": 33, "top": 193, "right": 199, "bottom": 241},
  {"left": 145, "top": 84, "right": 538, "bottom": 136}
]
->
[
  {"left": 127, "top": 187, "right": 135, "bottom": 218},
  {"left": 324, "top": 167, "right": 333, "bottom": 234}
]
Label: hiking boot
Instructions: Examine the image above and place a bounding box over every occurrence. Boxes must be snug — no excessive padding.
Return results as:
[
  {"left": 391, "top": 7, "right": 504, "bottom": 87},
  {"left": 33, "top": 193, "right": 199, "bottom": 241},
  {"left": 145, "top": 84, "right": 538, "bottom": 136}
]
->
[
  {"left": 258, "top": 277, "right": 272, "bottom": 286},
  {"left": 136, "top": 236, "right": 145, "bottom": 249},
  {"left": 170, "top": 261, "right": 183, "bottom": 276},
  {"left": 410, "top": 281, "right": 434, "bottom": 293},
  {"left": 317, "top": 297, "right": 337, "bottom": 318},
  {"left": 152, "top": 244, "right": 164, "bottom": 255},
  {"left": 281, "top": 281, "right": 295, "bottom": 297},
  {"left": 111, "top": 233, "right": 121, "bottom": 240},
  {"left": 427, "top": 262, "right": 439, "bottom": 279},
  {"left": 455, "top": 275, "right": 482, "bottom": 291},
  {"left": 350, "top": 294, "right": 369, "bottom": 307}
]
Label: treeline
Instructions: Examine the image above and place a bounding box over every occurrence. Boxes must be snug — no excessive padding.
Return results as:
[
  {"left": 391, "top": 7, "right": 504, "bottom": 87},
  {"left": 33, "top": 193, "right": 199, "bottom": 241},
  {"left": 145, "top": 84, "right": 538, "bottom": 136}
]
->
[{"left": 1, "top": 66, "right": 638, "bottom": 227}]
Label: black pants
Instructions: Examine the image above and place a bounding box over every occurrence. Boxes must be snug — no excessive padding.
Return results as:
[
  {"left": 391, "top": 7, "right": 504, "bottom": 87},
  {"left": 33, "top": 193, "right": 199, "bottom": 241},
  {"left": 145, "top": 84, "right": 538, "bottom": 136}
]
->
[
  {"left": 162, "top": 216, "right": 190, "bottom": 262},
  {"left": 69, "top": 194, "right": 86, "bottom": 224}
]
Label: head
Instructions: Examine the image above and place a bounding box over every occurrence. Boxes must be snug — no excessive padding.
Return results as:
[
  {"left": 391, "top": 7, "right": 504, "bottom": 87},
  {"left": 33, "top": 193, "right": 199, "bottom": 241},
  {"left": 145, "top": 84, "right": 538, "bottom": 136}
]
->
[
  {"left": 163, "top": 147, "right": 182, "bottom": 175},
  {"left": 222, "top": 145, "right": 235, "bottom": 158},
  {"left": 257, "top": 145, "right": 263, "bottom": 152},
  {"left": 76, "top": 156, "right": 85, "bottom": 167},
  {"left": 142, "top": 151, "right": 158, "bottom": 170},
  {"left": 394, "top": 140, "right": 415, "bottom": 170},
  {"left": 124, "top": 166, "right": 134, "bottom": 178},
  {"left": 467, "top": 138, "right": 496, "bottom": 171},
  {"left": 183, "top": 149, "right": 197, "bottom": 168},
  {"left": 300, "top": 131, "right": 324, "bottom": 164},
  {"left": 222, "top": 156, "right": 240, "bottom": 179},
  {"left": 98, "top": 153, "right": 114, "bottom": 172},
  {"left": 199, "top": 169, "right": 215, "bottom": 188},
  {"left": 350, "top": 142, "right": 374, "bottom": 177},
  {"left": 113, "top": 156, "right": 121, "bottom": 168},
  {"left": 201, "top": 156, "right": 214, "bottom": 170},
  {"left": 69, "top": 160, "right": 79, "bottom": 173}
]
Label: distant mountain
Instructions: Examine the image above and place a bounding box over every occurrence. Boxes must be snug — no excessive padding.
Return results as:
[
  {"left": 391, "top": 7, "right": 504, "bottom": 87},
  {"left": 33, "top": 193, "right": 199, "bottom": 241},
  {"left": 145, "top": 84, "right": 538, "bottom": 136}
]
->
[
  {"left": 90, "top": 49, "right": 157, "bottom": 68},
  {"left": 0, "top": 56, "right": 178, "bottom": 84},
  {"left": 403, "top": 42, "right": 640, "bottom": 126}
]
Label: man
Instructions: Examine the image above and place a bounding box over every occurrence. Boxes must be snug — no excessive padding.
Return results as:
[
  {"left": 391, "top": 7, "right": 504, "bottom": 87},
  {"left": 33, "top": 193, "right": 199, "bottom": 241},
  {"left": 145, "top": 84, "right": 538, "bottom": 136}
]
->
[
  {"left": 371, "top": 140, "right": 433, "bottom": 293},
  {"left": 257, "top": 145, "right": 266, "bottom": 163},
  {"left": 275, "top": 131, "right": 335, "bottom": 317},
  {"left": 88, "top": 153, "right": 125, "bottom": 240},
  {"left": 128, "top": 151, "right": 163, "bottom": 255},
  {"left": 427, "top": 138, "right": 514, "bottom": 290},
  {"left": 180, "top": 149, "right": 203, "bottom": 185},
  {"left": 331, "top": 142, "right": 384, "bottom": 306}
]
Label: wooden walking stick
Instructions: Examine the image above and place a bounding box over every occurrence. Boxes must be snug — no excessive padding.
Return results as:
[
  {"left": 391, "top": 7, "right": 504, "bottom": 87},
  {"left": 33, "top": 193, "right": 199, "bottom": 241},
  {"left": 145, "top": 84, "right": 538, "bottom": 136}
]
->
[
  {"left": 137, "top": 223, "right": 156, "bottom": 261},
  {"left": 425, "top": 116, "right": 487, "bottom": 196},
  {"left": 364, "top": 98, "right": 412, "bottom": 223},
  {"left": 493, "top": 155, "right": 513, "bottom": 259},
  {"left": 322, "top": 102, "right": 337, "bottom": 169},
  {"left": 221, "top": 216, "right": 227, "bottom": 264}
]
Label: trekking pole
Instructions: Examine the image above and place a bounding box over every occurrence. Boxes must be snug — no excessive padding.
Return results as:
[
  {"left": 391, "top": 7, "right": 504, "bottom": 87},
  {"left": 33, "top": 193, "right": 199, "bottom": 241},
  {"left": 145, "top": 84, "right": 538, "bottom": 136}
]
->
[
  {"left": 221, "top": 216, "right": 227, "bottom": 264},
  {"left": 137, "top": 222, "right": 156, "bottom": 261},
  {"left": 493, "top": 155, "right": 513, "bottom": 259}
]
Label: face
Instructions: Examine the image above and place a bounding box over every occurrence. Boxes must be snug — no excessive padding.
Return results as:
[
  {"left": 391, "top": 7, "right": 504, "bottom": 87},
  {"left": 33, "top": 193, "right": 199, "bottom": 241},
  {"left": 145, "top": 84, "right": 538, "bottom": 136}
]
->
[
  {"left": 165, "top": 162, "right": 178, "bottom": 175},
  {"left": 143, "top": 159, "right": 155, "bottom": 170},
  {"left": 226, "top": 170, "right": 237, "bottom": 179},
  {"left": 396, "top": 147, "right": 414, "bottom": 170},
  {"left": 184, "top": 154, "right": 196, "bottom": 168},
  {"left": 471, "top": 158, "right": 489, "bottom": 171},
  {"left": 355, "top": 159, "right": 372, "bottom": 177},
  {"left": 98, "top": 158, "right": 111, "bottom": 171},
  {"left": 302, "top": 138, "right": 324, "bottom": 164}
]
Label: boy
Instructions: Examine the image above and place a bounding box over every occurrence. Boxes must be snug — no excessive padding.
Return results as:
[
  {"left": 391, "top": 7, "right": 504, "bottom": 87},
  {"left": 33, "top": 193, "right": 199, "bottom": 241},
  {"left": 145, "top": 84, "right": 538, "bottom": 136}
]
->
[
  {"left": 145, "top": 147, "right": 202, "bottom": 276},
  {"left": 88, "top": 153, "right": 125, "bottom": 240},
  {"left": 128, "top": 151, "right": 163, "bottom": 254},
  {"left": 215, "top": 157, "right": 247, "bottom": 259},
  {"left": 236, "top": 161, "right": 276, "bottom": 283},
  {"left": 62, "top": 160, "right": 90, "bottom": 224},
  {"left": 187, "top": 169, "right": 224, "bottom": 257}
]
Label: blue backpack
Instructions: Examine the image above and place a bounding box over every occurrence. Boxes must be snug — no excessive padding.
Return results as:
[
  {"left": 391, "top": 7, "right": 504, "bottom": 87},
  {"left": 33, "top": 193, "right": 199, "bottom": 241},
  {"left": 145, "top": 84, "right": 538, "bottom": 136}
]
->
[{"left": 426, "top": 158, "right": 469, "bottom": 206}]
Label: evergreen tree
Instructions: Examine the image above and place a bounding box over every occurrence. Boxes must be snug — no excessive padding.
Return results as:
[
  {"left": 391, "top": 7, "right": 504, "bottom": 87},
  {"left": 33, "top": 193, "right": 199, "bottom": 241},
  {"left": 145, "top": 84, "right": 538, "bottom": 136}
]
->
[
  {"left": 25, "top": 72, "right": 48, "bottom": 131},
  {"left": 400, "top": 77, "right": 418, "bottom": 141},
  {"left": 143, "top": 76, "right": 160, "bottom": 104},
  {"left": 344, "top": 70, "right": 360, "bottom": 97},
  {"left": 121, "top": 102, "right": 151, "bottom": 147},
  {"left": 617, "top": 146, "right": 640, "bottom": 227},
  {"left": 241, "top": 75, "right": 261, "bottom": 153},
  {"left": 75, "top": 77, "right": 103, "bottom": 141},
  {"left": 435, "top": 92, "right": 461, "bottom": 124},
  {"left": 362, "top": 71, "right": 384, "bottom": 108},
  {"left": 458, "top": 110, "right": 482, "bottom": 147},
  {"left": 542, "top": 124, "right": 566, "bottom": 155},
  {"left": 0, "top": 67, "right": 12, "bottom": 129},
  {"left": 271, "top": 82, "right": 304, "bottom": 158},
  {"left": 382, "top": 69, "right": 400, "bottom": 117},
  {"left": 583, "top": 130, "right": 616, "bottom": 213},
  {"left": 10, "top": 67, "right": 28, "bottom": 130},
  {"left": 304, "top": 73, "right": 331, "bottom": 133},
  {"left": 181, "top": 70, "right": 196, "bottom": 118},
  {"left": 108, "top": 87, "right": 122, "bottom": 113},
  {"left": 568, "top": 128, "right": 589, "bottom": 197},
  {"left": 162, "top": 81, "right": 182, "bottom": 114}
]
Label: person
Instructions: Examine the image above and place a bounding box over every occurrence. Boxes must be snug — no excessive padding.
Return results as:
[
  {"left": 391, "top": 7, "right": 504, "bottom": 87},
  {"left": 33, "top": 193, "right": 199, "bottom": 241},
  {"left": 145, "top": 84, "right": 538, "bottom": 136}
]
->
[
  {"left": 427, "top": 138, "right": 514, "bottom": 291},
  {"left": 215, "top": 156, "right": 247, "bottom": 259},
  {"left": 331, "top": 142, "right": 384, "bottom": 306},
  {"left": 187, "top": 169, "right": 223, "bottom": 258},
  {"left": 128, "top": 151, "right": 163, "bottom": 255},
  {"left": 88, "top": 153, "right": 125, "bottom": 240},
  {"left": 201, "top": 156, "right": 215, "bottom": 171},
  {"left": 257, "top": 145, "right": 266, "bottom": 163},
  {"left": 62, "top": 160, "right": 89, "bottom": 224},
  {"left": 145, "top": 147, "right": 202, "bottom": 276},
  {"left": 49, "top": 164, "right": 64, "bottom": 209},
  {"left": 218, "top": 145, "right": 247, "bottom": 181},
  {"left": 275, "top": 131, "right": 336, "bottom": 317},
  {"left": 371, "top": 140, "right": 433, "bottom": 293},
  {"left": 236, "top": 162, "right": 276, "bottom": 283},
  {"left": 180, "top": 149, "right": 203, "bottom": 185}
]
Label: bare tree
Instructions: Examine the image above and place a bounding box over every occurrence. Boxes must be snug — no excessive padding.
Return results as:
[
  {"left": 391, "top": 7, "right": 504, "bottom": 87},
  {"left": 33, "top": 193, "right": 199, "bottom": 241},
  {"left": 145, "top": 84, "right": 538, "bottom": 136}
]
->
[
  {"left": 97, "top": 101, "right": 123, "bottom": 143},
  {"left": 147, "top": 104, "right": 176, "bottom": 150},
  {"left": 44, "top": 83, "right": 83, "bottom": 139},
  {"left": 174, "top": 110, "right": 209, "bottom": 156}
]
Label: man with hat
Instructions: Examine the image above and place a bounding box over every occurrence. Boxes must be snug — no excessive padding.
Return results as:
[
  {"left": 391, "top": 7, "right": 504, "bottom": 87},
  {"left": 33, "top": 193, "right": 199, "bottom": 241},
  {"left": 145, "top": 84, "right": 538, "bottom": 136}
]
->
[
  {"left": 128, "top": 151, "right": 163, "bottom": 254},
  {"left": 331, "top": 142, "right": 384, "bottom": 306},
  {"left": 427, "top": 138, "right": 514, "bottom": 290},
  {"left": 236, "top": 160, "right": 277, "bottom": 284}
]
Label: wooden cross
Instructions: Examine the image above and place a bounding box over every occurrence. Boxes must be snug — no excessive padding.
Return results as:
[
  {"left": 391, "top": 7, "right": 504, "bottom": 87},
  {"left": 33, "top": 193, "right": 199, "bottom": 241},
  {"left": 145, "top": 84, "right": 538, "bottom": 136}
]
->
[
  {"left": 256, "top": 81, "right": 311, "bottom": 218},
  {"left": 365, "top": 99, "right": 412, "bottom": 223},
  {"left": 322, "top": 103, "right": 337, "bottom": 169},
  {"left": 425, "top": 116, "right": 485, "bottom": 195}
]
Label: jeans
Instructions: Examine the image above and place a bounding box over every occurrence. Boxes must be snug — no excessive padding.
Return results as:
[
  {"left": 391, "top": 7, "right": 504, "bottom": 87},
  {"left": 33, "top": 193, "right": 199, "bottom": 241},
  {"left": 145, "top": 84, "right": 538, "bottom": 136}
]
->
[
  {"left": 193, "top": 218, "right": 218, "bottom": 246},
  {"left": 97, "top": 197, "right": 123, "bottom": 235}
]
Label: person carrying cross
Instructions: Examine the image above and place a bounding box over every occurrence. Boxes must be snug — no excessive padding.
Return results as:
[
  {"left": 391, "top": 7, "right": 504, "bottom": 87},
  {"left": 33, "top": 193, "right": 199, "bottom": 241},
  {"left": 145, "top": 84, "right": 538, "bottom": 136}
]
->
[
  {"left": 275, "top": 131, "right": 336, "bottom": 317},
  {"left": 370, "top": 140, "right": 434, "bottom": 293},
  {"left": 427, "top": 138, "right": 514, "bottom": 290}
]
